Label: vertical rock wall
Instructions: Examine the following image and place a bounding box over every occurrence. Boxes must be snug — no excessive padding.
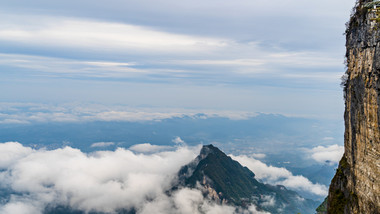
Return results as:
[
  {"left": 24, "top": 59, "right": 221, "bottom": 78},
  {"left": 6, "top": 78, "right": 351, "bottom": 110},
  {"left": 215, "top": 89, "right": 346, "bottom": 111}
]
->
[{"left": 327, "top": 1, "right": 380, "bottom": 213}]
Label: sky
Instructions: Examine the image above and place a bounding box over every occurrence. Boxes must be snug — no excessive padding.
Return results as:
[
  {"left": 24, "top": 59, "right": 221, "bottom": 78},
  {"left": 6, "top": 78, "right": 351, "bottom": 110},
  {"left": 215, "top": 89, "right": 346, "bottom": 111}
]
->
[{"left": 0, "top": 0, "right": 356, "bottom": 119}]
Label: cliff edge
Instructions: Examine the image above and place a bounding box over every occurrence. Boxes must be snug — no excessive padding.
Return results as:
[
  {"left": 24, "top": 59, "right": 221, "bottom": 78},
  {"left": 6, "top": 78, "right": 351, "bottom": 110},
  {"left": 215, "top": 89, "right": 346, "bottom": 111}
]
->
[{"left": 327, "top": 0, "right": 380, "bottom": 213}]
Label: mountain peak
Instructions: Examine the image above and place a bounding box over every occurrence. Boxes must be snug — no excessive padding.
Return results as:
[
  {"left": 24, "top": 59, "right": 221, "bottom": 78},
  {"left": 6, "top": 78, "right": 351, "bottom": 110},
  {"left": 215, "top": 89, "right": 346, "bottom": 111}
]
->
[
  {"left": 199, "top": 144, "right": 218, "bottom": 157},
  {"left": 178, "top": 145, "right": 319, "bottom": 213}
]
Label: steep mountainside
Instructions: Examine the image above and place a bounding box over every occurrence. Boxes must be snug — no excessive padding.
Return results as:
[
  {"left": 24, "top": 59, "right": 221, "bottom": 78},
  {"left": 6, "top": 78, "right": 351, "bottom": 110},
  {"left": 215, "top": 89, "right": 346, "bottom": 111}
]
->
[
  {"left": 178, "top": 145, "right": 319, "bottom": 214},
  {"left": 326, "top": 0, "right": 380, "bottom": 213}
]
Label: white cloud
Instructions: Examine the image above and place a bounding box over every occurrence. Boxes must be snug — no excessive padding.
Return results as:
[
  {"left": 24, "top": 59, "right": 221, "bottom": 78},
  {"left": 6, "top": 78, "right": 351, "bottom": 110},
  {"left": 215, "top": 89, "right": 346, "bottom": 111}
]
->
[
  {"left": 0, "top": 102, "right": 183, "bottom": 123},
  {"left": 0, "top": 142, "right": 281, "bottom": 214},
  {"left": 0, "top": 102, "right": 261, "bottom": 124},
  {"left": 251, "top": 153, "right": 266, "bottom": 159},
  {"left": 279, "top": 175, "right": 327, "bottom": 196},
  {"left": 0, "top": 197, "right": 43, "bottom": 214},
  {"left": 0, "top": 12, "right": 344, "bottom": 83},
  {"left": 0, "top": 142, "right": 201, "bottom": 213},
  {"left": 129, "top": 143, "right": 172, "bottom": 153},
  {"left": 230, "top": 155, "right": 291, "bottom": 182},
  {"left": 90, "top": 142, "right": 115, "bottom": 148},
  {"left": 247, "top": 204, "right": 271, "bottom": 214},
  {"left": 172, "top": 137, "right": 185, "bottom": 145},
  {"left": 0, "top": 15, "right": 226, "bottom": 54},
  {"left": 139, "top": 188, "right": 240, "bottom": 214},
  {"left": 172, "top": 188, "right": 204, "bottom": 213},
  {"left": 230, "top": 154, "right": 328, "bottom": 197},
  {"left": 88, "top": 110, "right": 185, "bottom": 122},
  {"left": 310, "top": 144, "right": 344, "bottom": 164},
  {"left": 0, "top": 118, "right": 29, "bottom": 124},
  {"left": 260, "top": 195, "right": 275, "bottom": 207},
  {"left": 0, "top": 142, "right": 34, "bottom": 169},
  {"left": 174, "top": 51, "right": 343, "bottom": 70},
  {"left": 0, "top": 53, "right": 150, "bottom": 79},
  {"left": 0, "top": 49, "right": 343, "bottom": 86},
  {"left": 139, "top": 187, "right": 272, "bottom": 214}
]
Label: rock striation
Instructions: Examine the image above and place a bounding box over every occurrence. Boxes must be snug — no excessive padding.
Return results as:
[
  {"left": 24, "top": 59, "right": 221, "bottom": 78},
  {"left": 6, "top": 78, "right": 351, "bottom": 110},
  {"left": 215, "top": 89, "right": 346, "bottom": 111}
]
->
[{"left": 326, "top": 0, "right": 380, "bottom": 213}]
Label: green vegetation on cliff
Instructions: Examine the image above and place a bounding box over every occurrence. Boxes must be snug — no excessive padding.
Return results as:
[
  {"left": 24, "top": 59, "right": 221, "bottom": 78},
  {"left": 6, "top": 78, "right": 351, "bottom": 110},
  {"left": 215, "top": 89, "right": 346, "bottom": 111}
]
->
[
  {"left": 316, "top": 197, "right": 327, "bottom": 214},
  {"left": 327, "top": 156, "right": 351, "bottom": 214}
]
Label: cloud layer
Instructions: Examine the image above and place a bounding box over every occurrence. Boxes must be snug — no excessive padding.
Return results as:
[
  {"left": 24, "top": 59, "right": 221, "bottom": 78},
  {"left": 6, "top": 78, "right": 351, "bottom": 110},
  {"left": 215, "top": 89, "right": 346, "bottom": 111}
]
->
[
  {"left": 0, "top": 142, "right": 199, "bottom": 213},
  {"left": 0, "top": 142, "right": 275, "bottom": 214},
  {"left": 0, "top": 102, "right": 260, "bottom": 124},
  {"left": 0, "top": 16, "right": 225, "bottom": 54},
  {"left": 310, "top": 144, "right": 344, "bottom": 164},
  {"left": 0, "top": 0, "right": 354, "bottom": 119},
  {"left": 0, "top": 142, "right": 328, "bottom": 213},
  {"left": 129, "top": 143, "right": 172, "bottom": 153},
  {"left": 230, "top": 155, "right": 328, "bottom": 197}
]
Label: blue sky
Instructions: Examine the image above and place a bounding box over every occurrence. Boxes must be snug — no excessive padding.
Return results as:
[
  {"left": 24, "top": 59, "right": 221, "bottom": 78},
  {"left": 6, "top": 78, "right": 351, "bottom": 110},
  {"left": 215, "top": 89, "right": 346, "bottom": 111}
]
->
[{"left": 0, "top": 0, "right": 355, "bottom": 119}]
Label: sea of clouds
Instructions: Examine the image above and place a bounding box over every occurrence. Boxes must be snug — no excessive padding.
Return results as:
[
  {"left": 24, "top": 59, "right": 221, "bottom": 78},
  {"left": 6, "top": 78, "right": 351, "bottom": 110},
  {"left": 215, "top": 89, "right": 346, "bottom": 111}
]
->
[
  {"left": 0, "top": 141, "right": 336, "bottom": 214},
  {"left": 0, "top": 142, "right": 271, "bottom": 214}
]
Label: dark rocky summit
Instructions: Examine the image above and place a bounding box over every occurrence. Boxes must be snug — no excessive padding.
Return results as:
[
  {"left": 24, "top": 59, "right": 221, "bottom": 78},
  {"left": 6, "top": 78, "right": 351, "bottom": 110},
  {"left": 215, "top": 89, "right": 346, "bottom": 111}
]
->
[
  {"left": 178, "top": 145, "right": 319, "bottom": 214},
  {"left": 326, "top": 0, "right": 380, "bottom": 213}
]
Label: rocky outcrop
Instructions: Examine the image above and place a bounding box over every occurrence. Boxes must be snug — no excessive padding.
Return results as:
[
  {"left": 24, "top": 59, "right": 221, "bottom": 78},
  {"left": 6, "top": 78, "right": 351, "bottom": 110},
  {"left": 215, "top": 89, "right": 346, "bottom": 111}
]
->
[
  {"left": 326, "top": 1, "right": 380, "bottom": 213},
  {"left": 179, "top": 145, "right": 320, "bottom": 214}
]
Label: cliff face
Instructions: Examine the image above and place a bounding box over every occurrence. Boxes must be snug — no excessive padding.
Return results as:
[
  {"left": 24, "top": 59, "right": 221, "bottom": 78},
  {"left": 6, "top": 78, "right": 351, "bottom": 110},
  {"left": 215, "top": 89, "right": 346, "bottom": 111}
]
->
[{"left": 327, "top": 0, "right": 380, "bottom": 213}]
